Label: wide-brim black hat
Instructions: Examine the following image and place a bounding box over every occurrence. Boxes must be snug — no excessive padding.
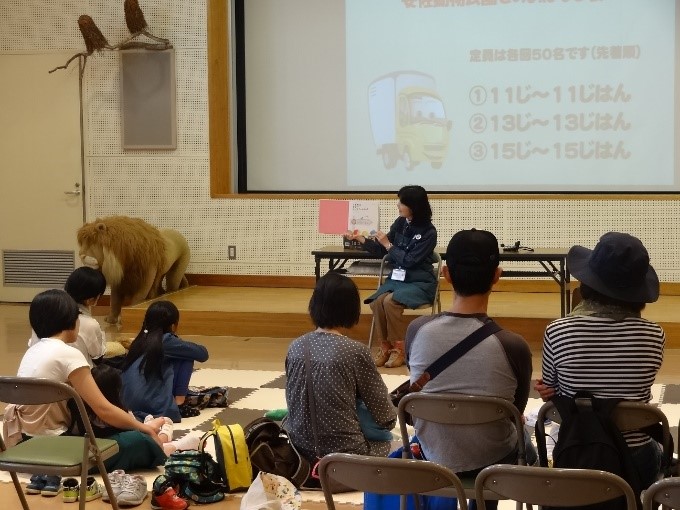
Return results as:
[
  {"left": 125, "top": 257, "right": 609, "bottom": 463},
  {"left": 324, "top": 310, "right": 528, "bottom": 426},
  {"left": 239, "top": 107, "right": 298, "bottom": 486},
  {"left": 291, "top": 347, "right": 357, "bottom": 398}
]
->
[{"left": 567, "top": 232, "right": 659, "bottom": 303}]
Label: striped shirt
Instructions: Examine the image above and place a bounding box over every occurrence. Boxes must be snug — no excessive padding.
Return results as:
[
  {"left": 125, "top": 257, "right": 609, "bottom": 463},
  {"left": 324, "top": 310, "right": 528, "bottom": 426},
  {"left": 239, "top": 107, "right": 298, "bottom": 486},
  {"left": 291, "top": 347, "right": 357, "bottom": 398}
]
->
[{"left": 541, "top": 314, "right": 665, "bottom": 446}]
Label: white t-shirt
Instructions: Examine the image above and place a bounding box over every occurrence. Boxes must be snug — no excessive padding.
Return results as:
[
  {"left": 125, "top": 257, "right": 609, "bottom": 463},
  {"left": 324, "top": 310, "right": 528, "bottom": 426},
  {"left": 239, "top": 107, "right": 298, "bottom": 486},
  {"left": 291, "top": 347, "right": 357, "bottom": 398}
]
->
[
  {"left": 27, "top": 306, "right": 106, "bottom": 367},
  {"left": 17, "top": 338, "right": 90, "bottom": 435}
]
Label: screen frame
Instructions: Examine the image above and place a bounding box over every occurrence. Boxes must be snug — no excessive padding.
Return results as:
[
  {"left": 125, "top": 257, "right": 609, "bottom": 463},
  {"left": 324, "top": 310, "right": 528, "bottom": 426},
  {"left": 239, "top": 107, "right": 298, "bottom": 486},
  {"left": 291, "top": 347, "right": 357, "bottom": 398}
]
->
[{"left": 209, "top": 0, "right": 680, "bottom": 197}]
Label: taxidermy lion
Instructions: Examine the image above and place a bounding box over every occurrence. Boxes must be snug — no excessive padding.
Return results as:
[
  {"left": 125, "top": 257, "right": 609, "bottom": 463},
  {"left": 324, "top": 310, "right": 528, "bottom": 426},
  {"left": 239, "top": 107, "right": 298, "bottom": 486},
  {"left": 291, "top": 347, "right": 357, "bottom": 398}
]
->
[{"left": 77, "top": 216, "right": 190, "bottom": 324}]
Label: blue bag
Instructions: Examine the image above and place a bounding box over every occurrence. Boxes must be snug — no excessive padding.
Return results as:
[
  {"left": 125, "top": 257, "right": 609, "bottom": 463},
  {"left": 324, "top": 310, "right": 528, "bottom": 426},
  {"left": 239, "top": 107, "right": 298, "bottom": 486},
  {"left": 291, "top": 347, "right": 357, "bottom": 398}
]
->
[
  {"left": 356, "top": 399, "right": 393, "bottom": 442},
  {"left": 363, "top": 440, "right": 459, "bottom": 510}
]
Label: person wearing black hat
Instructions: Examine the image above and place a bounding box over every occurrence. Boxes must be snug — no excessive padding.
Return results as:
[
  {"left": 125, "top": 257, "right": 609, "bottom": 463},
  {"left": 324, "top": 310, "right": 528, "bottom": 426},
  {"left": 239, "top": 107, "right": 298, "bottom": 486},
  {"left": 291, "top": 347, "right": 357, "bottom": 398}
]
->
[
  {"left": 535, "top": 232, "right": 665, "bottom": 490},
  {"left": 405, "top": 229, "right": 533, "bottom": 509}
]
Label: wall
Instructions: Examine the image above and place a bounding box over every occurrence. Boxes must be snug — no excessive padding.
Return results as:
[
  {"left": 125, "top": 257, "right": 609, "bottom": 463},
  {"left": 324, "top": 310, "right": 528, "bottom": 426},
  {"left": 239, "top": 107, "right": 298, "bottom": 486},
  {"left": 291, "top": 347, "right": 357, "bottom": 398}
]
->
[{"left": 2, "top": 1, "right": 679, "bottom": 282}]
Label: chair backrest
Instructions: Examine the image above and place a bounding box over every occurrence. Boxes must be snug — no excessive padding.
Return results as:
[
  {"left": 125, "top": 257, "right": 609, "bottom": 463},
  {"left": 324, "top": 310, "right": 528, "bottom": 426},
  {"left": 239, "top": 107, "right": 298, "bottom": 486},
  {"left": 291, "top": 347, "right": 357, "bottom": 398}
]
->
[
  {"left": 475, "top": 464, "right": 637, "bottom": 510},
  {"left": 398, "top": 392, "right": 526, "bottom": 465},
  {"left": 318, "top": 453, "right": 468, "bottom": 510},
  {"left": 0, "top": 376, "right": 99, "bottom": 447},
  {"left": 642, "top": 477, "right": 680, "bottom": 510},
  {"left": 535, "top": 399, "right": 672, "bottom": 469}
]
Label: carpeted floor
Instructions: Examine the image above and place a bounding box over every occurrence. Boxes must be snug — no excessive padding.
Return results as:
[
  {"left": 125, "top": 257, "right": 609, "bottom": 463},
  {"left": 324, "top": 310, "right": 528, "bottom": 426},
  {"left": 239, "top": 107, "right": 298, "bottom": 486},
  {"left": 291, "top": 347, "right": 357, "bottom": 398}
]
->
[{"left": 3, "top": 368, "right": 678, "bottom": 507}]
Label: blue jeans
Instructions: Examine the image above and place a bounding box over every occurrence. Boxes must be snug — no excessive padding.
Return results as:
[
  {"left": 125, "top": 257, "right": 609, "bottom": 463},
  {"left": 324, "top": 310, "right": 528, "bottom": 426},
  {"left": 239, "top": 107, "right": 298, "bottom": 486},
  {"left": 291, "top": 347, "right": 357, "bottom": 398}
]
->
[
  {"left": 630, "top": 439, "right": 663, "bottom": 490},
  {"left": 172, "top": 359, "right": 195, "bottom": 397}
]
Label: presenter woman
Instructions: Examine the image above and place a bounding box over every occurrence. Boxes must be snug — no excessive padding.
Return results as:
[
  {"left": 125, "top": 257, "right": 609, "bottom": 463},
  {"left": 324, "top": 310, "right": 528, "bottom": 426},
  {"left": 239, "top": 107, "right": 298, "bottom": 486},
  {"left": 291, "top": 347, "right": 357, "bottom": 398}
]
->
[{"left": 344, "top": 185, "right": 437, "bottom": 368}]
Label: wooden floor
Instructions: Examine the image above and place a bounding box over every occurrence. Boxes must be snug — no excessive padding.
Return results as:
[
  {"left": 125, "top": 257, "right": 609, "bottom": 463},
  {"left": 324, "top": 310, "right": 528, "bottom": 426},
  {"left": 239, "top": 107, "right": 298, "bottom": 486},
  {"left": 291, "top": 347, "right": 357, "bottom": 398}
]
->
[{"left": 117, "top": 285, "right": 680, "bottom": 349}]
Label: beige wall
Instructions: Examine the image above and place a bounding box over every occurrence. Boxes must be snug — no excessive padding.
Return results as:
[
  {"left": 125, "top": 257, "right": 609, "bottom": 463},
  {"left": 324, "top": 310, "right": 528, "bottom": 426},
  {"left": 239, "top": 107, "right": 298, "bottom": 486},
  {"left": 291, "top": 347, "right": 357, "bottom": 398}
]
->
[{"left": 2, "top": 1, "right": 680, "bottom": 282}]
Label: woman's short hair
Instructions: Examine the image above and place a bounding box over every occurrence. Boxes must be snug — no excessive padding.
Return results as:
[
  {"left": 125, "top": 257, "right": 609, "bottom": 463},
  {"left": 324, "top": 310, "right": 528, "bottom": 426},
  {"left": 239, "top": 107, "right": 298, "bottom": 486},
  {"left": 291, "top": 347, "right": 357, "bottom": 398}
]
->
[
  {"left": 29, "top": 289, "right": 80, "bottom": 339},
  {"left": 64, "top": 267, "right": 107, "bottom": 305},
  {"left": 308, "top": 272, "right": 361, "bottom": 329},
  {"left": 398, "top": 185, "right": 432, "bottom": 224}
]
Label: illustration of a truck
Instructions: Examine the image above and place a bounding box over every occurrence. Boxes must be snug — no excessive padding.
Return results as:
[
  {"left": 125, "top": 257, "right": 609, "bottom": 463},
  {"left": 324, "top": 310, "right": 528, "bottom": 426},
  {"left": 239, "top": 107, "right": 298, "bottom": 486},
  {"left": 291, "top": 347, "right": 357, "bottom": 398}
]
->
[{"left": 368, "top": 71, "right": 452, "bottom": 170}]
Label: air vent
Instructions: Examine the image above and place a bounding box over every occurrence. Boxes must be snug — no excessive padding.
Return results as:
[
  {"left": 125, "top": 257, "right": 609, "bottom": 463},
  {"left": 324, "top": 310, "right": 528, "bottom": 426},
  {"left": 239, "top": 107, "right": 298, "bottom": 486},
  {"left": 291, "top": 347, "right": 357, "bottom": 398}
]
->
[{"left": 3, "top": 250, "right": 75, "bottom": 287}]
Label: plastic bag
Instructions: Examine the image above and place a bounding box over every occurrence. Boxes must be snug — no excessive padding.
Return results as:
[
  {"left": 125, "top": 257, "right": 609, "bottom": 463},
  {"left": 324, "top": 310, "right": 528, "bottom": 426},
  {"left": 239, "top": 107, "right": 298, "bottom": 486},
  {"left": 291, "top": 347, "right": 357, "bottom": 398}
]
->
[{"left": 240, "top": 472, "right": 301, "bottom": 510}]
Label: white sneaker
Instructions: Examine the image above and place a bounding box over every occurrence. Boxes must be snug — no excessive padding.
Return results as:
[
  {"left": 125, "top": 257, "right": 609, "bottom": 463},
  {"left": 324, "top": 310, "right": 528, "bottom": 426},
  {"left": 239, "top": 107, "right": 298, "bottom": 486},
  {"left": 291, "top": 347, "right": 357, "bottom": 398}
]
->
[
  {"left": 102, "top": 469, "right": 125, "bottom": 503},
  {"left": 116, "top": 474, "right": 148, "bottom": 506}
]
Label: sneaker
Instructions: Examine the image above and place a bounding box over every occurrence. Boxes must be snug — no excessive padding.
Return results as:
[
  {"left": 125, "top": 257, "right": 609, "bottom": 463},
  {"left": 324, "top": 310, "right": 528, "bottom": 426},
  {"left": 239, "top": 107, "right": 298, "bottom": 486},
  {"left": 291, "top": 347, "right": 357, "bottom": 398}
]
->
[
  {"left": 374, "top": 349, "right": 390, "bottom": 367},
  {"left": 384, "top": 349, "right": 405, "bottom": 368},
  {"left": 116, "top": 474, "right": 148, "bottom": 506},
  {"left": 151, "top": 476, "right": 187, "bottom": 510},
  {"left": 84, "top": 476, "right": 103, "bottom": 502},
  {"left": 151, "top": 487, "right": 187, "bottom": 510},
  {"left": 41, "top": 475, "right": 62, "bottom": 496},
  {"left": 102, "top": 469, "right": 125, "bottom": 503},
  {"left": 25, "top": 474, "right": 46, "bottom": 495},
  {"left": 62, "top": 478, "right": 79, "bottom": 503}
]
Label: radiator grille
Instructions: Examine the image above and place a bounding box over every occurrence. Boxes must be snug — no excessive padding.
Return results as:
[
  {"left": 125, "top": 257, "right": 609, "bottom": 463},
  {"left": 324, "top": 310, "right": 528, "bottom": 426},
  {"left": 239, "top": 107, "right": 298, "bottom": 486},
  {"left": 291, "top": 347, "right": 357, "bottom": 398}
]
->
[{"left": 3, "top": 250, "right": 75, "bottom": 287}]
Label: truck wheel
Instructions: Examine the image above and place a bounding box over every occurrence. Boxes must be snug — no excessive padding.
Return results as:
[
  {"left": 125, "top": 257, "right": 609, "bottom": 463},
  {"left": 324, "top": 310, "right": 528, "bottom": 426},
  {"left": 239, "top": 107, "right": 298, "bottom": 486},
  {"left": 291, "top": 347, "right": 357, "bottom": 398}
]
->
[
  {"left": 403, "top": 150, "right": 416, "bottom": 170},
  {"left": 382, "top": 151, "right": 397, "bottom": 169}
]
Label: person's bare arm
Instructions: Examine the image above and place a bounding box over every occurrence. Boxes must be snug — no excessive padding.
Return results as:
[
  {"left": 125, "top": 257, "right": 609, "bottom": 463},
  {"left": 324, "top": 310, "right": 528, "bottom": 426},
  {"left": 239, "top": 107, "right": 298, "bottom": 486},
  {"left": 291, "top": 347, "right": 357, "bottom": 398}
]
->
[{"left": 68, "top": 367, "right": 162, "bottom": 446}]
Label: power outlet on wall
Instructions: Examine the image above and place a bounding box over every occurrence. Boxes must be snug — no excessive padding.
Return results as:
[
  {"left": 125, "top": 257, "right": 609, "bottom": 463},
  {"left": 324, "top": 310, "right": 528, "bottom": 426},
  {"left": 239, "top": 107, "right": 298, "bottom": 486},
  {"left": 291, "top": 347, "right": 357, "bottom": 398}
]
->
[{"left": 228, "top": 245, "right": 237, "bottom": 260}]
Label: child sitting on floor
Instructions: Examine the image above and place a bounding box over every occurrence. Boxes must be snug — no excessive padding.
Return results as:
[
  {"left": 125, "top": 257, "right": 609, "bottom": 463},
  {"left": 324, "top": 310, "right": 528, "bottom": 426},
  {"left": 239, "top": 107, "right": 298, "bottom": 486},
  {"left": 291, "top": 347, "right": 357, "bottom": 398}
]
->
[
  {"left": 121, "top": 301, "right": 210, "bottom": 421},
  {"left": 29, "top": 267, "right": 107, "bottom": 367},
  {"left": 71, "top": 364, "right": 199, "bottom": 456}
]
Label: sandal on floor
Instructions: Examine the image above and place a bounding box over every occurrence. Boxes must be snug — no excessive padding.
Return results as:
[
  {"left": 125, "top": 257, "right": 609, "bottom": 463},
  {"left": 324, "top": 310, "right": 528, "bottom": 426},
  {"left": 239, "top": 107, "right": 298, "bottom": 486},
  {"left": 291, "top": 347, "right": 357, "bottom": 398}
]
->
[{"left": 178, "top": 405, "right": 201, "bottom": 418}]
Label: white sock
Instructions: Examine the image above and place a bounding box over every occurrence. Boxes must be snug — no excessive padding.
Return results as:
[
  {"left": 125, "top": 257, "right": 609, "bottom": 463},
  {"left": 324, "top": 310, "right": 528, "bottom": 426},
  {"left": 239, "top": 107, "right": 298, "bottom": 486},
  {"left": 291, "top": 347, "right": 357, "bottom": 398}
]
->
[{"left": 170, "top": 435, "right": 200, "bottom": 451}]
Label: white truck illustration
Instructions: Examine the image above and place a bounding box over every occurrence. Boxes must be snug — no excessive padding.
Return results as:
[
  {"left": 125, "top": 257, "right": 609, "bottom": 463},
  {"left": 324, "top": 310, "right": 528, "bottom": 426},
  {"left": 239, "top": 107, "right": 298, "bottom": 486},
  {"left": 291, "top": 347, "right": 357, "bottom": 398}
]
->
[{"left": 368, "top": 71, "right": 452, "bottom": 170}]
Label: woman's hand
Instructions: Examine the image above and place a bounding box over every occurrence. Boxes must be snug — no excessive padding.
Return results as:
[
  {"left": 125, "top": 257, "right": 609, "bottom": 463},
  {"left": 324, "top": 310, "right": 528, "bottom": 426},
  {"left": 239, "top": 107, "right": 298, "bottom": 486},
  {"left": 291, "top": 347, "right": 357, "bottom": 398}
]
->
[
  {"left": 343, "top": 230, "right": 366, "bottom": 243},
  {"left": 375, "top": 231, "right": 391, "bottom": 249},
  {"left": 141, "top": 424, "right": 163, "bottom": 448},
  {"left": 534, "top": 378, "right": 556, "bottom": 401}
]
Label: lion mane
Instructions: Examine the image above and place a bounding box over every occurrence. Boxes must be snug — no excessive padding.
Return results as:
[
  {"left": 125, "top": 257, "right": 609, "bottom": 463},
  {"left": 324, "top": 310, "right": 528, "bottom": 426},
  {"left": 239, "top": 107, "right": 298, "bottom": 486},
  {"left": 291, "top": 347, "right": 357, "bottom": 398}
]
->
[{"left": 77, "top": 216, "right": 189, "bottom": 323}]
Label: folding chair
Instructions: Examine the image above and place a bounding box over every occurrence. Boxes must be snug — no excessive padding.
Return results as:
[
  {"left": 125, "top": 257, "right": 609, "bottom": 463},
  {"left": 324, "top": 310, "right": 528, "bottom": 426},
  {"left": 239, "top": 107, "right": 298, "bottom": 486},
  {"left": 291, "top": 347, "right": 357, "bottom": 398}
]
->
[
  {"left": 398, "top": 392, "right": 526, "bottom": 508},
  {"left": 368, "top": 251, "right": 442, "bottom": 350},
  {"left": 535, "top": 399, "right": 673, "bottom": 476},
  {"left": 0, "top": 377, "right": 120, "bottom": 510},
  {"left": 642, "top": 477, "right": 680, "bottom": 510},
  {"left": 318, "top": 452, "right": 468, "bottom": 510},
  {"left": 475, "top": 464, "right": 637, "bottom": 510}
]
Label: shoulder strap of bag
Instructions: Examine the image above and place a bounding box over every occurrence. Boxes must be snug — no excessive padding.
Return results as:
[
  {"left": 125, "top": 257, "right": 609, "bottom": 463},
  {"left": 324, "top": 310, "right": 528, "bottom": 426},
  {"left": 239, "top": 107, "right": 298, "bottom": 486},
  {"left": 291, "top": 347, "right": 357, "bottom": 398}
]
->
[
  {"left": 303, "top": 339, "right": 322, "bottom": 458},
  {"left": 410, "top": 320, "right": 502, "bottom": 391}
]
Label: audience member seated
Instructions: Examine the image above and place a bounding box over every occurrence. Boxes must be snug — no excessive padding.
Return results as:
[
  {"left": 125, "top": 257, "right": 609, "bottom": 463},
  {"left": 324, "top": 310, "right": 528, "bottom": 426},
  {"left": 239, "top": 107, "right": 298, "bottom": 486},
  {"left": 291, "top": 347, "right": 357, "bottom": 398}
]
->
[
  {"left": 4, "top": 289, "right": 163, "bottom": 477},
  {"left": 535, "top": 231, "right": 665, "bottom": 489},
  {"left": 69, "top": 364, "right": 200, "bottom": 456},
  {"left": 405, "top": 229, "right": 533, "bottom": 510},
  {"left": 28, "top": 267, "right": 107, "bottom": 367},
  {"left": 344, "top": 185, "right": 438, "bottom": 368},
  {"left": 283, "top": 272, "right": 397, "bottom": 469},
  {"left": 121, "top": 301, "right": 209, "bottom": 422}
]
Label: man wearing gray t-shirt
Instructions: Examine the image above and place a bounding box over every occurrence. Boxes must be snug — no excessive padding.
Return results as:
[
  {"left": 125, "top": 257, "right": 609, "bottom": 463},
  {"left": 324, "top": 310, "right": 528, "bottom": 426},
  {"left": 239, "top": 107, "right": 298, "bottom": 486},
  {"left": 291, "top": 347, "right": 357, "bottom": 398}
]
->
[{"left": 405, "top": 229, "right": 532, "bottom": 505}]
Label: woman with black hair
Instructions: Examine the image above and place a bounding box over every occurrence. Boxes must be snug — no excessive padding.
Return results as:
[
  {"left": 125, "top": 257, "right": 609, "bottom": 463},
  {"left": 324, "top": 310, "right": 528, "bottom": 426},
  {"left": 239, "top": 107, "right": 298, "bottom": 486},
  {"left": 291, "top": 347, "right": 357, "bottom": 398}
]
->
[
  {"left": 284, "top": 272, "right": 396, "bottom": 466},
  {"left": 344, "top": 185, "right": 437, "bottom": 368},
  {"left": 121, "top": 301, "right": 209, "bottom": 422}
]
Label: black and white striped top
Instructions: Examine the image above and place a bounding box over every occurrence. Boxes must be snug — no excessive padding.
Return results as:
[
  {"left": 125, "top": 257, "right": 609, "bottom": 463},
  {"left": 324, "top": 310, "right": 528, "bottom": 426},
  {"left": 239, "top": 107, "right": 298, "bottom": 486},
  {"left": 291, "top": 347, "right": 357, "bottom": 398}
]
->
[{"left": 541, "top": 315, "right": 665, "bottom": 447}]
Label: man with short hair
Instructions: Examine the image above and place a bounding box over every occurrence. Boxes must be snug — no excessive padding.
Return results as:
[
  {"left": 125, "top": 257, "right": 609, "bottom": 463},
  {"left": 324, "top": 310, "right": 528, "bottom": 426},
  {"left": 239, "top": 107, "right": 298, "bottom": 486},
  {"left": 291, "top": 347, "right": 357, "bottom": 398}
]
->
[{"left": 405, "top": 229, "right": 532, "bottom": 490}]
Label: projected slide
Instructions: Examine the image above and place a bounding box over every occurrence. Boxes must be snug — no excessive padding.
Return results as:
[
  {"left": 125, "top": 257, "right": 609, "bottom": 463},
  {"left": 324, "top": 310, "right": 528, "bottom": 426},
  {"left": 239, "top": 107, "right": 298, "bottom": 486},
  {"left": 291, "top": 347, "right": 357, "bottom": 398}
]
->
[
  {"left": 240, "top": 0, "right": 678, "bottom": 193},
  {"left": 346, "top": 0, "right": 676, "bottom": 192}
]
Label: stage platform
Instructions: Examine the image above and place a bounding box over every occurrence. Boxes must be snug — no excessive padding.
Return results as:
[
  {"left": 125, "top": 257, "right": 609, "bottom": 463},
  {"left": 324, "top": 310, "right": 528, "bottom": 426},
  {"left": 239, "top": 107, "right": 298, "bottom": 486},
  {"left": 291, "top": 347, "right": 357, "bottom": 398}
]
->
[{"left": 116, "top": 285, "right": 680, "bottom": 349}]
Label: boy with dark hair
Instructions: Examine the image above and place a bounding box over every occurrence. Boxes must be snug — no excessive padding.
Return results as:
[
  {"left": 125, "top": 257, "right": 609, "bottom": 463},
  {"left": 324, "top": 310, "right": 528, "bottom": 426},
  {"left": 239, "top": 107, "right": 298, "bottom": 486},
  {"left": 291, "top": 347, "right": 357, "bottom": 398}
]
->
[{"left": 29, "top": 267, "right": 107, "bottom": 366}]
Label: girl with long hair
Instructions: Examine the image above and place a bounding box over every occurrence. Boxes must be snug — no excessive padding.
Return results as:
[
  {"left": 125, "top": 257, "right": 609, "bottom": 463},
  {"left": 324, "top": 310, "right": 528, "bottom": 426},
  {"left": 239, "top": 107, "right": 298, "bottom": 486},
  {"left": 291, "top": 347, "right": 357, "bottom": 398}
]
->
[{"left": 121, "top": 301, "right": 209, "bottom": 422}]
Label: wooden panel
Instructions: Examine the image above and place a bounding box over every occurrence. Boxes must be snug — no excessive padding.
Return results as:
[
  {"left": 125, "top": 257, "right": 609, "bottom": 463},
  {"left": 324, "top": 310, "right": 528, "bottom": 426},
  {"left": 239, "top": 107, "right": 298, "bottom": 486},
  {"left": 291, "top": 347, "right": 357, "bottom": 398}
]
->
[{"left": 208, "top": 0, "right": 232, "bottom": 196}]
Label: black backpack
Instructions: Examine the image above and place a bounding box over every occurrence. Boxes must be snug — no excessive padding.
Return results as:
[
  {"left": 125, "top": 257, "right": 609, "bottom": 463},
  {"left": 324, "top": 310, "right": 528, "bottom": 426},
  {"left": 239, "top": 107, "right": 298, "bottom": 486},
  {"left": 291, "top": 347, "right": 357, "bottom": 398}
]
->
[
  {"left": 537, "top": 395, "right": 641, "bottom": 510},
  {"left": 243, "top": 417, "right": 310, "bottom": 488}
]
